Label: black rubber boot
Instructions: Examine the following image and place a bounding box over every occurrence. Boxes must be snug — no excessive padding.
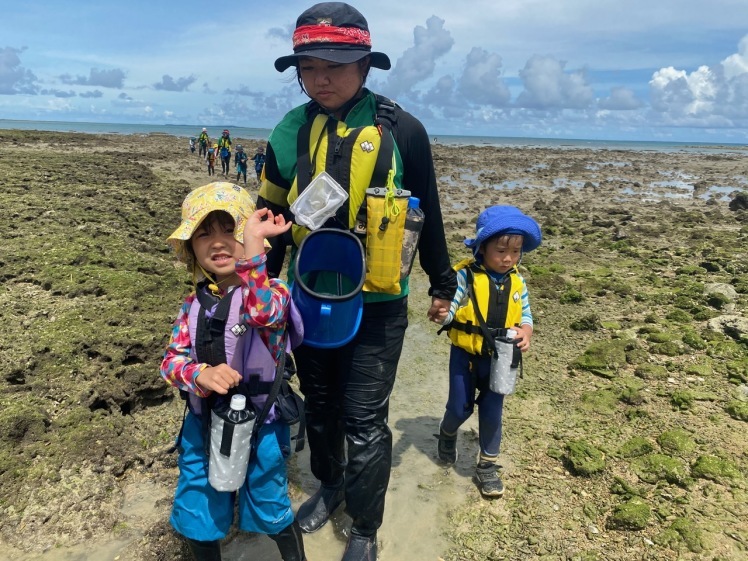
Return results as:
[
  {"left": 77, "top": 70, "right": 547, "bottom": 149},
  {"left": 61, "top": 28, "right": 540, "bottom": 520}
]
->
[
  {"left": 185, "top": 538, "right": 222, "bottom": 561},
  {"left": 341, "top": 530, "right": 377, "bottom": 561},
  {"left": 269, "top": 520, "right": 306, "bottom": 561},
  {"left": 296, "top": 480, "right": 345, "bottom": 533}
]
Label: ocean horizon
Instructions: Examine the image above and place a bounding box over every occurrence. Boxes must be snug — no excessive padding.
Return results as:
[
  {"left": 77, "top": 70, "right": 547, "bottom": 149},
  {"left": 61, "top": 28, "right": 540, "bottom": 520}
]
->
[{"left": 2, "top": 118, "right": 747, "bottom": 154}]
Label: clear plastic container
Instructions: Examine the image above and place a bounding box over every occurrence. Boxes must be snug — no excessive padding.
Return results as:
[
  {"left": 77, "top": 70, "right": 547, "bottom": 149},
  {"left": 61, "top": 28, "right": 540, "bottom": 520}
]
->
[
  {"left": 290, "top": 171, "right": 349, "bottom": 230},
  {"left": 489, "top": 329, "right": 519, "bottom": 395},
  {"left": 208, "top": 394, "right": 256, "bottom": 492},
  {"left": 400, "top": 197, "right": 425, "bottom": 278}
]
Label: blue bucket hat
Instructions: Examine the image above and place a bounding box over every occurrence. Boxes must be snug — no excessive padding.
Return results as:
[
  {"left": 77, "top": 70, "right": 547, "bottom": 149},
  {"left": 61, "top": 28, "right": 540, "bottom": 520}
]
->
[{"left": 464, "top": 205, "right": 542, "bottom": 256}]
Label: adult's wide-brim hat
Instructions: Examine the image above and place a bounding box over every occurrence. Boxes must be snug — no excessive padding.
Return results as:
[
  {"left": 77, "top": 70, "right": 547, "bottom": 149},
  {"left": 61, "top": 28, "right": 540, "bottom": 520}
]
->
[
  {"left": 274, "top": 2, "right": 391, "bottom": 72},
  {"left": 167, "top": 182, "right": 256, "bottom": 267},
  {"left": 464, "top": 205, "right": 542, "bottom": 255}
]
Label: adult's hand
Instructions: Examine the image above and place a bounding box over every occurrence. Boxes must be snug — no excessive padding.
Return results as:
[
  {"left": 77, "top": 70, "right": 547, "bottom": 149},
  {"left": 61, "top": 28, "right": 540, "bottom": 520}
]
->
[{"left": 427, "top": 297, "right": 450, "bottom": 324}]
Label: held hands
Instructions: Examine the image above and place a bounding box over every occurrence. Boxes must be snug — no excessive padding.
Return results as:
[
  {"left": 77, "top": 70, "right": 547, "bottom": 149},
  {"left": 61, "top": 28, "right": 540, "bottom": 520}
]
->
[
  {"left": 513, "top": 324, "right": 533, "bottom": 352},
  {"left": 427, "top": 297, "right": 450, "bottom": 324},
  {"left": 243, "top": 208, "right": 292, "bottom": 259},
  {"left": 195, "top": 364, "right": 242, "bottom": 395}
]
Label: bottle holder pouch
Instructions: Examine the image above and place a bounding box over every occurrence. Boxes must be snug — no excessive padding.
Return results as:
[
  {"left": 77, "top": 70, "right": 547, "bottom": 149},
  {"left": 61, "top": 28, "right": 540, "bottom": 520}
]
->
[
  {"left": 489, "top": 332, "right": 521, "bottom": 395},
  {"left": 208, "top": 403, "right": 256, "bottom": 492},
  {"left": 362, "top": 186, "right": 410, "bottom": 294}
]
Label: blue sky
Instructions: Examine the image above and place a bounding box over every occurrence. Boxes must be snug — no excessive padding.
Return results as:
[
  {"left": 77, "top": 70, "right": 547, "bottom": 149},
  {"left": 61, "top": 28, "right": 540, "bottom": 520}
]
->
[{"left": 2, "top": 0, "right": 748, "bottom": 142}]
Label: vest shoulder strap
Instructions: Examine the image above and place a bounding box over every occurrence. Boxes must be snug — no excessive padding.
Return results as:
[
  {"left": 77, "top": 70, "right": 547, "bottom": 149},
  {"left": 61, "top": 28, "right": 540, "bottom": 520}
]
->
[
  {"left": 194, "top": 285, "right": 237, "bottom": 366},
  {"left": 373, "top": 93, "right": 398, "bottom": 130}
]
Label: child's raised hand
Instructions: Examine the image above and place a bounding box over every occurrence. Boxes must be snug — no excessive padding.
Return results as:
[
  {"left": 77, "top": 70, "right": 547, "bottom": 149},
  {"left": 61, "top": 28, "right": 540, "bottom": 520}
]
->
[
  {"left": 243, "top": 208, "right": 292, "bottom": 259},
  {"left": 245, "top": 208, "right": 292, "bottom": 241}
]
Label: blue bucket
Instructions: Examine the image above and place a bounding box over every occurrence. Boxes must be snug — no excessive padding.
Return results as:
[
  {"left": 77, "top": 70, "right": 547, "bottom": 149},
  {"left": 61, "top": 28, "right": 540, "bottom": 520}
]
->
[{"left": 292, "top": 229, "right": 366, "bottom": 348}]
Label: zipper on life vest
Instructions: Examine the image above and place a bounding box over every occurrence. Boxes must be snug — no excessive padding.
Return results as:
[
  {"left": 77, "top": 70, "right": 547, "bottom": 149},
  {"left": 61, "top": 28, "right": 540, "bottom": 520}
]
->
[{"left": 333, "top": 136, "right": 345, "bottom": 158}]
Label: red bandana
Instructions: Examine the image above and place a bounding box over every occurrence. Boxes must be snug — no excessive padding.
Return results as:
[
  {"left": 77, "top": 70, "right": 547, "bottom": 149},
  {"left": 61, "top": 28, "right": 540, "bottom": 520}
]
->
[{"left": 293, "top": 24, "right": 372, "bottom": 49}]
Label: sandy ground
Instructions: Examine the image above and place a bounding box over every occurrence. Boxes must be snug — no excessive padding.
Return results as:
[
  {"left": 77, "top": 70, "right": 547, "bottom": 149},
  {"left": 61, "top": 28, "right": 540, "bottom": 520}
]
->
[{"left": 0, "top": 130, "right": 747, "bottom": 560}]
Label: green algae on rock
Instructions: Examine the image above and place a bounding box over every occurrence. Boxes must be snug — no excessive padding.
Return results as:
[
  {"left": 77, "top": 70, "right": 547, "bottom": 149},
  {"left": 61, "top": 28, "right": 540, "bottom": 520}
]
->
[
  {"left": 632, "top": 453, "right": 693, "bottom": 488},
  {"left": 691, "top": 454, "right": 742, "bottom": 482},
  {"left": 618, "top": 436, "right": 655, "bottom": 458},
  {"left": 657, "top": 429, "right": 697, "bottom": 456},
  {"left": 565, "top": 440, "right": 606, "bottom": 476},
  {"left": 606, "top": 498, "right": 651, "bottom": 531}
]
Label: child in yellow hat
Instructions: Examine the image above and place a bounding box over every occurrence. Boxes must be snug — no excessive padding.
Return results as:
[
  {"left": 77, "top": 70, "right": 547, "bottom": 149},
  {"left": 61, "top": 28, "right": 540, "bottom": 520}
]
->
[{"left": 160, "top": 181, "right": 306, "bottom": 560}]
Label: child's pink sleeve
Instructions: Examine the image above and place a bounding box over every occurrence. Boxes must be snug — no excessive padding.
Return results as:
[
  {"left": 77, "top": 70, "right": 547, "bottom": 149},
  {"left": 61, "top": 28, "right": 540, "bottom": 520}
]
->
[
  {"left": 235, "top": 253, "right": 291, "bottom": 328},
  {"left": 159, "top": 294, "right": 210, "bottom": 398}
]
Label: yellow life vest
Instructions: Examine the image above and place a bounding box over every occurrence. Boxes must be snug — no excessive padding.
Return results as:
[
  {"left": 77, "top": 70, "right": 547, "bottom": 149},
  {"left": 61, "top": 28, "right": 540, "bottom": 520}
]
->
[
  {"left": 447, "top": 258, "right": 525, "bottom": 356},
  {"left": 287, "top": 112, "right": 397, "bottom": 247},
  {"left": 288, "top": 106, "right": 412, "bottom": 295}
]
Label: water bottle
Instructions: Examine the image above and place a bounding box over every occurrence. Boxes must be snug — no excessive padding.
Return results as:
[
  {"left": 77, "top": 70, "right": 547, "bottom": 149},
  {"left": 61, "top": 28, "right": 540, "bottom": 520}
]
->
[
  {"left": 208, "top": 394, "right": 256, "bottom": 492},
  {"left": 489, "top": 329, "right": 520, "bottom": 395},
  {"left": 400, "top": 197, "right": 425, "bottom": 279}
]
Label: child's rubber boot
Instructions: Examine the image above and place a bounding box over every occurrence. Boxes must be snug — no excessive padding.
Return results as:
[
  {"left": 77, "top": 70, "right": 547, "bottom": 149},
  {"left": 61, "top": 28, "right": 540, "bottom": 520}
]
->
[
  {"left": 269, "top": 519, "right": 306, "bottom": 561},
  {"left": 475, "top": 460, "right": 504, "bottom": 498},
  {"left": 185, "top": 538, "right": 221, "bottom": 561}
]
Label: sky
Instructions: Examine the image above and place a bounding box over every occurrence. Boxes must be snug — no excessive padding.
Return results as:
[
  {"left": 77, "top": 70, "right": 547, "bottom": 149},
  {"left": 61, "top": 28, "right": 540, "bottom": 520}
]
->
[{"left": 2, "top": 0, "right": 748, "bottom": 143}]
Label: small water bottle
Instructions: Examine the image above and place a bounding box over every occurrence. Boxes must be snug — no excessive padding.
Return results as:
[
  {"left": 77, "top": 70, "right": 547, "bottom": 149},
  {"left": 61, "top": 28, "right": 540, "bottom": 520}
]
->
[
  {"left": 400, "top": 197, "right": 425, "bottom": 279},
  {"left": 208, "top": 394, "right": 256, "bottom": 492},
  {"left": 489, "top": 329, "right": 520, "bottom": 395}
]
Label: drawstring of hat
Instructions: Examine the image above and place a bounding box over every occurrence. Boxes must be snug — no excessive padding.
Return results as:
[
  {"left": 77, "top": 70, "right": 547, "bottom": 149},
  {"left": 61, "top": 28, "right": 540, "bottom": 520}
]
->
[{"left": 193, "top": 263, "right": 234, "bottom": 297}]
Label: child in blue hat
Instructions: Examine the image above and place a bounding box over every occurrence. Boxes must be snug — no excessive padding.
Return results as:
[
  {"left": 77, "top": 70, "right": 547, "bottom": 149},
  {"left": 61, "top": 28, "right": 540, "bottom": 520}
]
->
[{"left": 432, "top": 205, "right": 541, "bottom": 498}]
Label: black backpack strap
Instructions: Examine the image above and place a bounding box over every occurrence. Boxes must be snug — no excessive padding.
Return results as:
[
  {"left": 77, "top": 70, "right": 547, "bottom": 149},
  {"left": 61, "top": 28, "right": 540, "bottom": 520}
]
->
[
  {"left": 166, "top": 399, "right": 189, "bottom": 454},
  {"left": 373, "top": 94, "right": 398, "bottom": 130},
  {"left": 249, "top": 339, "right": 288, "bottom": 458},
  {"left": 194, "top": 284, "right": 236, "bottom": 366},
  {"left": 295, "top": 117, "right": 317, "bottom": 194},
  {"left": 277, "top": 353, "right": 306, "bottom": 452},
  {"left": 466, "top": 268, "right": 501, "bottom": 357},
  {"left": 201, "top": 392, "right": 218, "bottom": 457}
]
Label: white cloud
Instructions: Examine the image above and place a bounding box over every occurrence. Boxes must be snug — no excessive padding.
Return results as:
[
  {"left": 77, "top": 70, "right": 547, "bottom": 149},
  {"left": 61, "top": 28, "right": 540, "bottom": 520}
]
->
[
  {"left": 599, "top": 86, "right": 643, "bottom": 110},
  {"left": 457, "top": 48, "right": 510, "bottom": 107},
  {"left": 383, "top": 15, "right": 455, "bottom": 98},
  {"left": 516, "top": 55, "right": 594, "bottom": 109},
  {"left": 720, "top": 34, "right": 748, "bottom": 80},
  {"left": 59, "top": 68, "right": 126, "bottom": 88},
  {"left": 0, "top": 46, "right": 38, "bottom": 94},
  {"left": 649, "top": 35, "right": 748, "bottom": 125},
  {"left": 153, "top": 74, "right": 197, "bottom": 92}
]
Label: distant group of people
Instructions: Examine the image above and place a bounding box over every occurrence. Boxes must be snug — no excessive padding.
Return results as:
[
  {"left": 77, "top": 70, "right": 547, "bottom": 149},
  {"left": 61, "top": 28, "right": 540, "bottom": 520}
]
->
[
  {"left": 192, "top": 127, "right": 266, "bottom": 186},
  {"left": 161, "top": 3, "right": 542, "bottom": 561}
]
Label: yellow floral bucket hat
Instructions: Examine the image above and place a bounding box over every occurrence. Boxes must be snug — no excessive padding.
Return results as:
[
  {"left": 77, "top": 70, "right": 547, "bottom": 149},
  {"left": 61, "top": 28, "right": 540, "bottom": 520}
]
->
[{"left": 167, "top": 181, "right": 256, "bottom": 267}]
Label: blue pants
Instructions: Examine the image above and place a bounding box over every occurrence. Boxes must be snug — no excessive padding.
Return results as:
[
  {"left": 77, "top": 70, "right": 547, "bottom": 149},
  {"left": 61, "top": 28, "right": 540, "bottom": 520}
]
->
[
  {"left": 440, "top": 345, "right": 505, "bottom": 457},
  {"left": 170, "top": 412, "right": 294, "bottom": 541}
]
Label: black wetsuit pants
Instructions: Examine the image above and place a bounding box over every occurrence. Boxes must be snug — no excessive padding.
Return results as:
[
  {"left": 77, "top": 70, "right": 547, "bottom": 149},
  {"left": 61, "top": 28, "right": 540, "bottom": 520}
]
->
[{"left": 294, "top": 297, "right": 408, "bottom": 535}]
